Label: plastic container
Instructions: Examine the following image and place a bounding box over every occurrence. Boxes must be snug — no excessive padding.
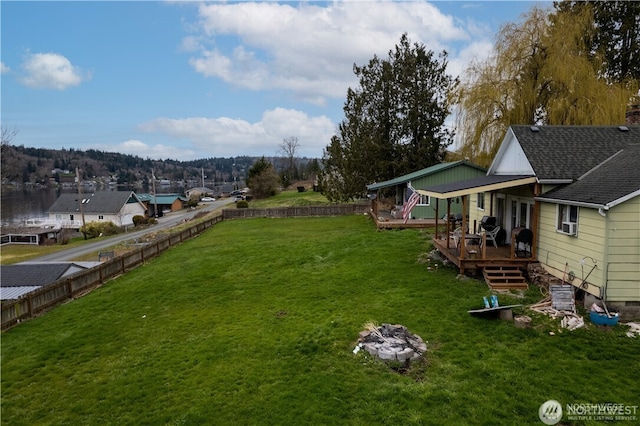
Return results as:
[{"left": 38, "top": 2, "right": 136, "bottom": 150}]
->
[
  {"left": 589, "top": 311, "right": 619, "bottom": 326},
  {"left": 491, "top": 295, "right": 499, "bottom": 308}
]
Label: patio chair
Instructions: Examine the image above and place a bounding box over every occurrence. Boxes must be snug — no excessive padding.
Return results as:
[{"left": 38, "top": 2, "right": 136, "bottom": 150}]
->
[{"left": 483, "top": 225, "right": 501, "bottom": 248}]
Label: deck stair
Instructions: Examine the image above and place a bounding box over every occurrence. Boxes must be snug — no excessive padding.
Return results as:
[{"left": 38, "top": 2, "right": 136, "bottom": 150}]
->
[{"left": 482, "top": 265, "right": 528, "bottom": 290}]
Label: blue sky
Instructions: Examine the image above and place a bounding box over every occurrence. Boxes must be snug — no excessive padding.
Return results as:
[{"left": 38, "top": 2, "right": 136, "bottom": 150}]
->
[{"left": 1, "top": 1, "right": 547, "bottom": 161}]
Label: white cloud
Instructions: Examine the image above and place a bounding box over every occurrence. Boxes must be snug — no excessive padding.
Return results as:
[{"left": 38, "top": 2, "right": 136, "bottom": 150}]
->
[
  {"left": 106, "top": 140, "right": 198, "bottom": 162},
  {"left": 138, "top": 108, "right": 336, "bottom": 158},
  {"left": 0, "top": 62, "right": 10, "bottom": 74},
  {"left": 20, "top": 52, "right": 91, "bottom": 90},
  {"left": 186, "top": 1, "right": 473, "bottom": 103}
]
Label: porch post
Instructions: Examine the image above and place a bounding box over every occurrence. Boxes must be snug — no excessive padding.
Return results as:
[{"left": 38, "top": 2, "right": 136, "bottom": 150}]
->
[
  {"left": 446, "top": 198, "right": 452, "bottom": 249},
  {"left": 532, "top": 183, "right": 541, "bottom": 260},
  {"left": 459, "top": 195, "right": 468, "bottom": 274},
  {"left": 435, "top": 200, "right": 439, "bottom": 239},
  {"left": 460, "top": 195, "right": 467, "bottom": 259}
]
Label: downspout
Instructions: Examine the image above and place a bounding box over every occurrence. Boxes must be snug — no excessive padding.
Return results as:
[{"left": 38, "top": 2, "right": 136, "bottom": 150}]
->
[{"left": 600, "top": 206, "right": 609, "bottom": 301}]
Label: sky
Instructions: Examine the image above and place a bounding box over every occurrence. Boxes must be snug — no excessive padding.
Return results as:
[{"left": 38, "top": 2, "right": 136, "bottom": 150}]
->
[{"left": 1, "top": 1, "right": 548, "bottom": 161}]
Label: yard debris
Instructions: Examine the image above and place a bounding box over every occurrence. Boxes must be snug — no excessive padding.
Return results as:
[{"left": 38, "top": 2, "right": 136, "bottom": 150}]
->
[
  {"left": 624, "top": 322, "right": 640, "bottom": 338},
  {"left": 356, "top": 322, "right": 427, "bottom": 362},
  {"left": 529, "top": 295, "right": 584, "bottom": 331},
  {"left": 514, "top": 315, "right": 532, "bottom": 329},
  {"left": 527, "top": 262, "right": 563, "bottom": 288}
]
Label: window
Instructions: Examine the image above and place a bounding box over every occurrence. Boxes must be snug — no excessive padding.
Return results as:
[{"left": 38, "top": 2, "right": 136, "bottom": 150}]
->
[
  {"left": 69, "top": 214, "right": 74, "bottom": 221},
  {"left": 98, "top": 215, "right": 104, "bottom": 220},
  {"left": 557, "top": 204, "right": 579, "bottom": 235},
  {"left": 418, "top": 194, "right": 430, "bottom": 206},
  {"left": 477, "top": 192, "right": 485, "bottom": 210}
]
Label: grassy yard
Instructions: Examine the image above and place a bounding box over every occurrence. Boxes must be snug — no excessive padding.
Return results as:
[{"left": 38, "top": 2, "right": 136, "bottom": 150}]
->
[
  {"left": 1, "top": 216, "right": 638, "bottom": 425},
  {"left": 248, "top": 189, "right": 331, "bottom": 207}
]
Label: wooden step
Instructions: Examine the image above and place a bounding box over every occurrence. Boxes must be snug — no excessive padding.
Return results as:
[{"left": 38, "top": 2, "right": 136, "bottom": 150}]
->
[{"left": 483, "top": 265, "right": 528, "bottom": 290}]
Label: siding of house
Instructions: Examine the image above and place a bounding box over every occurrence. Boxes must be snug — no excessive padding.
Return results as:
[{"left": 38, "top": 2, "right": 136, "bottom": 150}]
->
[
  {"left": 605, "top": 197, "right": 640, "bottom": 302},
  {"left": 537, "top": 203, "right": 607, "bottom": 297},
  {"left": 411, "top": 165, "right": 486, "bottom": 219}
]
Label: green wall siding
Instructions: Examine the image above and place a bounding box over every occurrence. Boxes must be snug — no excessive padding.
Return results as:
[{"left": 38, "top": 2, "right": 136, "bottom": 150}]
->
[{"left": 411, "top": 165, "right": 486, "bottom": 219}]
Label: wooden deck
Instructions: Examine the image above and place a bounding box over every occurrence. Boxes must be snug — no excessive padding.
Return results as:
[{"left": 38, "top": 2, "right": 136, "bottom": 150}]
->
[{"left": 432, "top": 235, "right": 533, "bottom": 277}]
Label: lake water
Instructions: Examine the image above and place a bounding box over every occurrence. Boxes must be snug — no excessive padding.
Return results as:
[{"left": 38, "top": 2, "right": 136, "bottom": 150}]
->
[{"left": 0, "top": 185, "right": 183, "bottom": 227}]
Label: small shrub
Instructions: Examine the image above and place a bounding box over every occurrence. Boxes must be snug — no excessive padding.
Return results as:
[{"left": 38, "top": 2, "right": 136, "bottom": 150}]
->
[
  {"left": 133, "top": 215, "right": 146, "bottom": 227},
  {"left": 80, "top": 221, "right": 121, "bottom": 239},
  {"left": 236, "top": 200, "right": 249, "bottom": 209}
]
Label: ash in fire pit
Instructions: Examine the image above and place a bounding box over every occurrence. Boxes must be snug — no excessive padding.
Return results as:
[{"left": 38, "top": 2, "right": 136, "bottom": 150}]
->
[{"left": 356, "top": 323, "right": 426, "bottom": 362}]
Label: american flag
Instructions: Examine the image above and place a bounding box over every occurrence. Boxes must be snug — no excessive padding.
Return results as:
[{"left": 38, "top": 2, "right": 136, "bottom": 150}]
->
[{"left": 402, "top": 184, "right": 420, "bottom": 224}]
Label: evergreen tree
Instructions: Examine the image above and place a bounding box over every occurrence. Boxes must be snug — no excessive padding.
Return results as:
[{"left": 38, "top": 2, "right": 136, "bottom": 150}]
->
[
  {"left": 246, "top": 157, "right": 280, "bottom": 199},
  {"left": 321, "top": 34, "right": 457, "bottom": 202}
]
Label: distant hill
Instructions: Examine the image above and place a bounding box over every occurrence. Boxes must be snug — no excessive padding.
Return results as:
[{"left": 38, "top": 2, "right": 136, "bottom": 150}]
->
[{"left": 0, "top": 144, "right": 320, "bottom": 189}]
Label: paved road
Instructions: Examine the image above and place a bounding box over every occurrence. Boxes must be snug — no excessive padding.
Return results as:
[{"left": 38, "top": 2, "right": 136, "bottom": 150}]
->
[{"left": 28, "top": 198, "right": 235, "bottom": 263}]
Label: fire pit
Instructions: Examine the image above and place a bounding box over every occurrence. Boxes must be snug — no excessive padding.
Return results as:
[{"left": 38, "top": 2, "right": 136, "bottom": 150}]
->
[{"left": 356, "top": 323, "right": 427, "bottom": 362}]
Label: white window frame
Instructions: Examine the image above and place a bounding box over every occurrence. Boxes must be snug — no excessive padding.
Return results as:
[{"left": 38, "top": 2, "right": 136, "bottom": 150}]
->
[
  {"left": 417, "top": 194, "right": 430, "bottom": 206},
  {"left": 477, "top": 192, "right": 485, "bottom": 211},
  {"left": 556, "top": 204, "right": 579, "bottom": 236}
]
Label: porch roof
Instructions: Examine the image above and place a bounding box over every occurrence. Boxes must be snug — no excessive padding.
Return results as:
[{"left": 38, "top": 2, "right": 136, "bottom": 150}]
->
[{"left": 415, "top": 175, "right": 536, "bottom": 199}]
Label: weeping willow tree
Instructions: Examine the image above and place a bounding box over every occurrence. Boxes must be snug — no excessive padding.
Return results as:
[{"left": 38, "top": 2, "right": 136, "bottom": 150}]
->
[{"left": 454, "top": 5, "right": 638, "bottom": 167}]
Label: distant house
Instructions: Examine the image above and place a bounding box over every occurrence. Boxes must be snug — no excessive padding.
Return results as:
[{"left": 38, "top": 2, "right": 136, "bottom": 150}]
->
[
  {"left": 136, "top": 193, "right": 188, "bottom": 217},
  {"left": 419, "top": 125, "right": 640, "bottom": 317},
  {"left": 185, "top": 187, "right": 215, "bottom": 199},
  {"left": 366, "top": 161, "right": 486, "bottom": 220},
  {"left": 47, "top": 191, "right": 147, "bottom": 228},
  {"left": 0, "top": 262, "right": 93, "bottom": 300}
]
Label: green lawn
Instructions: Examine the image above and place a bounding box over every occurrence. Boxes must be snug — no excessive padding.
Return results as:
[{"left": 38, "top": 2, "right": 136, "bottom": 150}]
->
[
  {"left": 1, "top": 216, "right": 638, "bottom": 425},
  {"left": 248, "top": 189, "right": 331, "bottom": 207}
]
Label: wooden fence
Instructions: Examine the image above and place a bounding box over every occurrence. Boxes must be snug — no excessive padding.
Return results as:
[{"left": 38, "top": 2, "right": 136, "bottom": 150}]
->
[
  {"left": 1, "top": 205, "right": 370, "bottom": 330},
  {"left": 1, "top": 214, "right": 224, "bottom": 330},
  {"left": 222, "top": 204, "right": 369, "bottom": 219}
]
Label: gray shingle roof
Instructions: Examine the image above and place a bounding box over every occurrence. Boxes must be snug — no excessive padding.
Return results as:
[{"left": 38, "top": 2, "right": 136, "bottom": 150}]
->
[
  {"left": 47, "top": 191, "right": 140, "bottom": 214},
  {"left": 0, "top": 263, "right": 86, "bottom": 287},
  {"left": 511, "top": 125, "right": 639, "bottom": 181},
  {"left": 539, "top": 144, "right": 640, "bottom": 207}
]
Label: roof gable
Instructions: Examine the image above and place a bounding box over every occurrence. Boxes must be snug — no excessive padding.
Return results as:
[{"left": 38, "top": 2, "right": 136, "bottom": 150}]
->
[
  {"left": 489, "top": 129, "right": 535, "bottom": 176},
  {"left": 367, "top": 161, "right": 485, "bottom": 190}
]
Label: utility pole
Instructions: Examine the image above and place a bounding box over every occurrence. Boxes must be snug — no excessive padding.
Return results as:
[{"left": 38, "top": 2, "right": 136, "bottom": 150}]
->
[
  {"left": 152, "top": 169, "right": 158, "bottom": 218},
  {"left": 76, "top": 167, "right": 86, "bottom": 239}
]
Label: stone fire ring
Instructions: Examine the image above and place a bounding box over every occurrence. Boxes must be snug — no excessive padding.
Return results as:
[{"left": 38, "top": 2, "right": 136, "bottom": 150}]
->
[{"left": 357, "top": 323, "right": 427, "bottom": 362}]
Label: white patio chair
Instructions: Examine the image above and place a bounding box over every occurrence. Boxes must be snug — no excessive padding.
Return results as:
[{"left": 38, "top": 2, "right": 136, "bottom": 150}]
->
[{"left": 484, "top": 226, "right": 501, "bottom": 248}]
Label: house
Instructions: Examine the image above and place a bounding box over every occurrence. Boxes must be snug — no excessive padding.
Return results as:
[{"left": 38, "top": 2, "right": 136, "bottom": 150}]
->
[
  {"left": 418, "top": 125, "right": 639, "bottom": 318},
  {"left": 0, "top": 262, "right": 94, "bottom": 300},
  {"left": 136, "top": 193, "right": 188, "bottom": 217},
  {"left": 47, "top": 191, "right": 147, "bottom": 228},
  {"left": 366, "top": 161, "right": 486, "bottom": 221},
  {"left": 185, "top": 187, "right": 215, "bottom": 200}
]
